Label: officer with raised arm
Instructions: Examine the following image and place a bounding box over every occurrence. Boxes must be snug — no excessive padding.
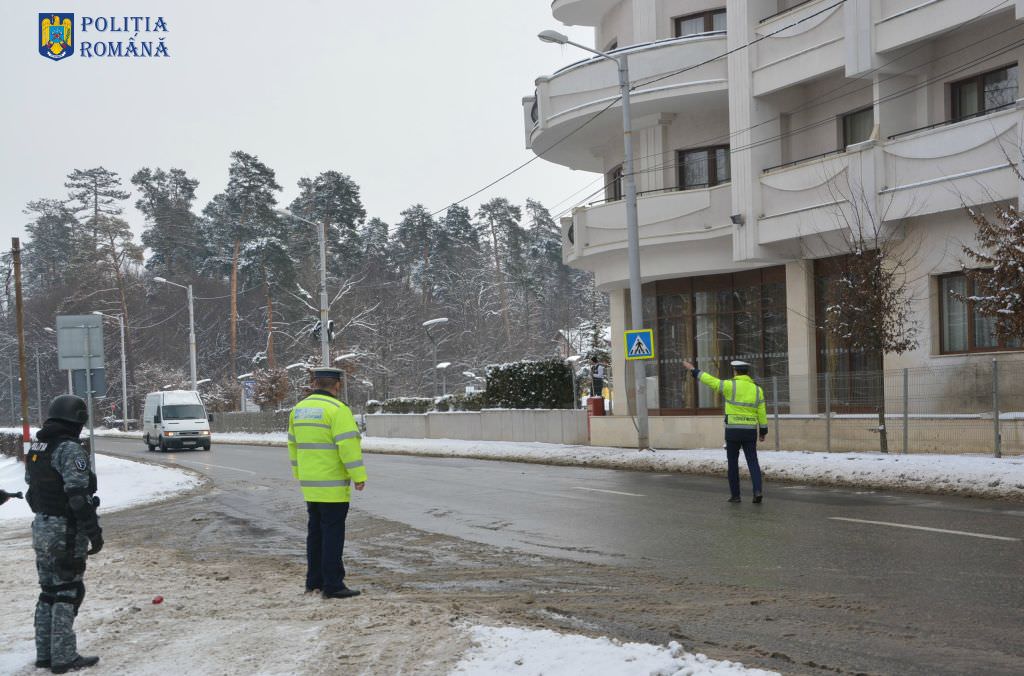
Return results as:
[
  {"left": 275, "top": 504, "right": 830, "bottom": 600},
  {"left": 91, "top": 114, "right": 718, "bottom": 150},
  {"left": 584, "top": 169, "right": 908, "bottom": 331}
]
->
[{"left": 682, "top": 359, "right": 768, "bottom": 503}]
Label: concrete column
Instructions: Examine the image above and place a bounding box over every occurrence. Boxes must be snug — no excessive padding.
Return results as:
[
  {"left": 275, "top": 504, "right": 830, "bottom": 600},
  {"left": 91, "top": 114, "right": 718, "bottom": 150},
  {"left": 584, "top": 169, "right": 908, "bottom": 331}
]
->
[
  {"left": 785, "top": 260, "right": 818, "bottom": 414},
  {"left": 727, "top": 0, "right": 778, "bottom": 261},
  {"left": 635, "top": 113, "right": 675, "bottom": 194},
  {"left": 844, "top": 0, "right": 873, "bottom": 78},
  {"left": 633, "top": 0, "right": 658, "bottom": 44},
  {"left": 609, "top": 288, "right": 631, "bottom": 415}
]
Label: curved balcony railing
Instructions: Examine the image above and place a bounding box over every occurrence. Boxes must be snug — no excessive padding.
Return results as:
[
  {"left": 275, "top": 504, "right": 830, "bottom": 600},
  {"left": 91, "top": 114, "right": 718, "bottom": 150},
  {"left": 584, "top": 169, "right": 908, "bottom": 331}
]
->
[{"left": 551, "top": 0, "right": 621, "bottom": 27}]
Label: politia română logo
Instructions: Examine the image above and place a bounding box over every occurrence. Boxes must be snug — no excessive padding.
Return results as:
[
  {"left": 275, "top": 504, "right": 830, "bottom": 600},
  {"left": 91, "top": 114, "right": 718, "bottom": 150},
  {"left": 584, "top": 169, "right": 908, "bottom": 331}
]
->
[
  {"left": 38, "top": 14, "right": 171, "bottom": 61},
  {"left": 39, "top": 13, "right": 74, "bottom": 60}
]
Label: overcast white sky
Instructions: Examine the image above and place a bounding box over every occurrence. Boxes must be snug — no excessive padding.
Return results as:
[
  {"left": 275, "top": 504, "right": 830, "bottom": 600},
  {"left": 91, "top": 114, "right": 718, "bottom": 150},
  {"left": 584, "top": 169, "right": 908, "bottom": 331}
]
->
[{"left": 0, "top": 1, "right": 596, "bottom": 244}]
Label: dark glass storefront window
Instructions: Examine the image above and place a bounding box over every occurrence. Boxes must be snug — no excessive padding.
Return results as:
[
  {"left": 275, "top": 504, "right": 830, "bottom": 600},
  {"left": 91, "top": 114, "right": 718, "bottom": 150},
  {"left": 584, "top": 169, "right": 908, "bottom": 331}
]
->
[
  {"left": 641, "top": 268, "right": 788, "bottom": 414},
  {"left": 814, "top": 257, "right": 882, "bottom": 412}
]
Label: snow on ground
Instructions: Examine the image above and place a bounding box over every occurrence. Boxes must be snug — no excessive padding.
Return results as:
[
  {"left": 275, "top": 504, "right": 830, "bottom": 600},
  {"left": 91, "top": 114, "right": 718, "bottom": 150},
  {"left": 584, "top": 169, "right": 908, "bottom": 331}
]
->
[
  {"left": 451, "top": 625, "right": 779, "bottom": 676},
  {"left": 91, "top": 428, "right": 1024, "bottom": 500},
  {"left": 0, "top": 454, "right": 200, "bottom": 523},
  {"left": 0, "top": 450, "right": 777, "bottom": 675}
]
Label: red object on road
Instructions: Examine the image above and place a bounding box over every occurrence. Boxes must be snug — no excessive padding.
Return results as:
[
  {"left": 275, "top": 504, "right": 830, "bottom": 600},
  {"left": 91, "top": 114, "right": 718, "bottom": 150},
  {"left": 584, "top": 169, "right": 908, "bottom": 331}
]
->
[{"left": 152, "top": 596, "right": 164, "bottom": 605}]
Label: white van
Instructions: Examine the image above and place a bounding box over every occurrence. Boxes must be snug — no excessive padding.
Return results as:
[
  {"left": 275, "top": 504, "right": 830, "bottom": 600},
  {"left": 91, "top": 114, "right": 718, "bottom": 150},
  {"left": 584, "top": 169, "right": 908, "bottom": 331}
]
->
[{"left": 142, "top": 390, "right": 212, "bottom": 452}]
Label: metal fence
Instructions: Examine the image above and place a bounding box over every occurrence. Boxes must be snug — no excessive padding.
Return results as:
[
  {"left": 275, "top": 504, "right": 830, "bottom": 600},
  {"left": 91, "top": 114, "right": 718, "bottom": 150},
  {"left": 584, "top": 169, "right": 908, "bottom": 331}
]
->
[{"left": 765, "top": 358, "right": 1022, "bottom": 456}]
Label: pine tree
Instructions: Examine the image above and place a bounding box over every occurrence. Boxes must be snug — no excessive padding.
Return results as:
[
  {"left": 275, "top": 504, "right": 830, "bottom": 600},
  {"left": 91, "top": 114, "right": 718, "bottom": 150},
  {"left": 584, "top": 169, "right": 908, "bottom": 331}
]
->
[
  {"left": 475, "top": 198, "right": 524, "bottom": 345},
  {"left": 23, "top": 198, "right": 78, "bottom": 293},
  {"left": 957, "top": 205, "right": 1024, "bottom": 342},
  {"left": 202, "top": 151, "right": 283, "bottom": 375},
  {"left": 132, "top": 167, "right": 205, "bottom": 274},
  {"left": 394, "top": 205, "right": 441, "bottom": 305},
  {"left": 288, "top": 171, "right": 367, "bottom": 278}
]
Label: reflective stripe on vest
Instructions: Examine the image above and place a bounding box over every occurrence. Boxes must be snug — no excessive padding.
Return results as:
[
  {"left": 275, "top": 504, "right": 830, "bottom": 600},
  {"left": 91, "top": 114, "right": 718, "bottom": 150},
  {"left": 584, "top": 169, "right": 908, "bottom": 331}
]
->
[{"left": 300, "top": 479, "right": 351, "bottom": 488}]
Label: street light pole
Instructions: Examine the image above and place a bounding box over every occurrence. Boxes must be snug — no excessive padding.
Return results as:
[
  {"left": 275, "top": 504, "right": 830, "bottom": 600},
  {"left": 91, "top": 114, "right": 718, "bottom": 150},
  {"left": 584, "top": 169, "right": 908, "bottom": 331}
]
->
[
  {"left": 93, "top": 312, "right": 130, "bottom": 431},
  {"left": 539, "top": 30, "right": 649, "bottom": 450},
  {"left": 153, "top": 277, "right": 197, "bottom": 390},
  {"left": 278, "top": 210, "right": 331, "bottom": 367},
  {"left": 422, "top": 318, "right": 448, "bottom": 398}
]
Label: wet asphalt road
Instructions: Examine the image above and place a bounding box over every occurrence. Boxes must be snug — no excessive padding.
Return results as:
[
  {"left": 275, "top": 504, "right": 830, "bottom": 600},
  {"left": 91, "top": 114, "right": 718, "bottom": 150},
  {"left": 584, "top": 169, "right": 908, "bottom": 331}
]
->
[{"left": 96, "top": 436, "right": 1024, "bottom": 673}]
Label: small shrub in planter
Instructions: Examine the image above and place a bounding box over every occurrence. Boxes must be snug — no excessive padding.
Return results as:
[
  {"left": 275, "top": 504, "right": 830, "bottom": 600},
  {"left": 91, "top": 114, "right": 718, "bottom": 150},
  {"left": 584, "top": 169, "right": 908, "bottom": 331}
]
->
[
  {"left": 434, "top": 395, "right": 452, "bottom": 412},
  {"left": 365, "top": 400, "right": 382, "bottom": 414}
]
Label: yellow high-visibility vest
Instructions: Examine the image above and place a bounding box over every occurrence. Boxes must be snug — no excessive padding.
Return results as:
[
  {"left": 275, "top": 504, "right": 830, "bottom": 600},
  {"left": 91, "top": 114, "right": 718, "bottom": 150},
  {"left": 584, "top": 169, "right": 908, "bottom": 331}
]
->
[
  {"left": 697, "top": 372, "right": 768, "bottom": 431},
  {"left": 287, "top": 392, "right": 367, "bottom": 503}
]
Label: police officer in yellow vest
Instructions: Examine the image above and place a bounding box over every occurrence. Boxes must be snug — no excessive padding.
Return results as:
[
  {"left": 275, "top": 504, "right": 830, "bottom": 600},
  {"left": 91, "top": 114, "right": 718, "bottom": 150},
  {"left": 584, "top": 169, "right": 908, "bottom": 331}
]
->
[
  {"left": 682, "top": 359, "right": 767, "bottom": 503},
  {"left": 288, "top": 367, "right": 367, "bottom": 598}
]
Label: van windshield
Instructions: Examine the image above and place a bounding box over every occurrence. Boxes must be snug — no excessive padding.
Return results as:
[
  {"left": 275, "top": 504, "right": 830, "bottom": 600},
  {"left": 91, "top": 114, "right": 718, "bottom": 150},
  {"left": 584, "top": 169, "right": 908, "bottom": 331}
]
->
[{"left": 161, "top": 404, "right": 206, "bottom": 420}]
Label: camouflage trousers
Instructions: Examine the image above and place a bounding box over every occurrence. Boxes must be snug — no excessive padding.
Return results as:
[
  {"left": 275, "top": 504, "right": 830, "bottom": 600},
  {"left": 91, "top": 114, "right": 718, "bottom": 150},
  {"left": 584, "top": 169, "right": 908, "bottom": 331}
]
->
[{"left": 32, "top": 514, "right": 89, "bottom": 666}]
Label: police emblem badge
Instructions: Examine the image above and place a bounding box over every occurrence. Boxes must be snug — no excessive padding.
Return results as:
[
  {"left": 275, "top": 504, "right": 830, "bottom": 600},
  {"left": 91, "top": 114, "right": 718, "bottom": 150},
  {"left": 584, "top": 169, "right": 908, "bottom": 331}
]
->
[
  {"left": 75, "top": 456, "right": 88, "bottom": 471},
  {"left": 39, "top": 13, "right": 74, "bottom": 60}
]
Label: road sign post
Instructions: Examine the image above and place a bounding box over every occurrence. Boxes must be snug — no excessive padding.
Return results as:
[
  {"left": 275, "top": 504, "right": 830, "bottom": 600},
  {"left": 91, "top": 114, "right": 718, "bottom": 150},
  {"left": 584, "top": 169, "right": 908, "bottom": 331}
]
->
[{"left": 56, "top": 315, "right": 106, "bottom": 471}]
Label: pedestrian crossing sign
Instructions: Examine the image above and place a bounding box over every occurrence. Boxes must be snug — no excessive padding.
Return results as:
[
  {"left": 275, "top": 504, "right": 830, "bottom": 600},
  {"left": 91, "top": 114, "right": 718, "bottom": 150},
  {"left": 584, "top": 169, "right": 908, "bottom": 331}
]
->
[{"left": 624, "top": 329, "right": 655, "bottom": 361}]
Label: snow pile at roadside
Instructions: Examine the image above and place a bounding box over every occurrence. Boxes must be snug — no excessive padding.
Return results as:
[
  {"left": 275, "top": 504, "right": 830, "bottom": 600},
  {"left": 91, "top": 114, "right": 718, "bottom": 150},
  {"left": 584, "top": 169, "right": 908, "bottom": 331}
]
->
[
  {"left": 364, "top": 437, "right": 1024, "bottom": 500},
  {"left": 86, "top": 428, "right": 1024, "bottom": 499},
  {"left": 452, "top": 625, "right": 779, "bottom": 675},
  {"left": 0, "top": 454, "right": 200, "bottom": 523}
]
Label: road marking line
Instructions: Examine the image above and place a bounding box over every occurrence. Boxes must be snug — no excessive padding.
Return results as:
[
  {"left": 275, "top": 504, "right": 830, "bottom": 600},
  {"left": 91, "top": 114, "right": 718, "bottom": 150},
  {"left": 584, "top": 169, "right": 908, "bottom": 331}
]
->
[
  {"left": 829, "top": 517, "right": 1019, "bottom": 542},
  {"left": 171, "top": 459, "right": 258, "bottom": 475},
  {"left": 572, "top": 487, "right": 645, "bottom": 497}
]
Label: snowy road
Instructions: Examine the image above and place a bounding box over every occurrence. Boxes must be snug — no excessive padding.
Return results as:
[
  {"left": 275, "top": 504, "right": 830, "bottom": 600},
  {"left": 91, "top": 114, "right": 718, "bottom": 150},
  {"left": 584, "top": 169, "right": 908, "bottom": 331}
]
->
[{"left": 93, "top": 436, "right": 1024, "bottom": 675}]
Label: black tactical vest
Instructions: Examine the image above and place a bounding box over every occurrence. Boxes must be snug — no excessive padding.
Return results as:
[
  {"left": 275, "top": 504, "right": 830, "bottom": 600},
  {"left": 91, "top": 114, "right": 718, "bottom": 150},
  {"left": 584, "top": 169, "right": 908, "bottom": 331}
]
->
[{"left": 25, "top": 439, "right": 96, "bottom": 517}]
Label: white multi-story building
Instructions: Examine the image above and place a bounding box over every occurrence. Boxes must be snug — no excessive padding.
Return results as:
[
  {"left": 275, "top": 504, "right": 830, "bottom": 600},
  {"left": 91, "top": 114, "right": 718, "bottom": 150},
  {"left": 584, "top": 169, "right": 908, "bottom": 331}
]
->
[{"left": 525, "top": 0, "right": 1024, "bottom": 448}]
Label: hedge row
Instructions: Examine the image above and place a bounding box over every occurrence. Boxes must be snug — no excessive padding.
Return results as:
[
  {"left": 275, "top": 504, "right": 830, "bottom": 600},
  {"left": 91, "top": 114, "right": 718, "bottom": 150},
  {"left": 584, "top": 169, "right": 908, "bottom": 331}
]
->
[
  {"left": 485, "top": 358, "right": 573, "bottom": 410},
  {"left": 365, "top": 391, "right": 488, "bottom": 414}
]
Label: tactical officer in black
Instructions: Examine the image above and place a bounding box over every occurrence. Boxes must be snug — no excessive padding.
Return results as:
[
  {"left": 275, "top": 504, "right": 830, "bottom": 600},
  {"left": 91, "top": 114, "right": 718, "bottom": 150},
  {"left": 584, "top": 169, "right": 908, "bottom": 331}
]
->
[{"left": 25, "top": 395, "right": 102, "bottom": 674}]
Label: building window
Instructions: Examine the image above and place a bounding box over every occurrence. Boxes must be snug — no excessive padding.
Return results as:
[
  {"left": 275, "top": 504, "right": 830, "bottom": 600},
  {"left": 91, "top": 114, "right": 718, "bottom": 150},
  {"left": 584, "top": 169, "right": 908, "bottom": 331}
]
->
[
  {"left": 641, "top": 268, "right": 789, "bottom": 414},
  {"left": 673, "top": 9, "right": 726, "bottom": 37},
  {"left": 841, "top": 107, "right": 872, "bottom": 147},
  {"left": 951, "top": 65, "right": 1018, "bottom": 122},
  {"left": 606, "top": 165, "right": 623, "bottom": 202},
  {"left": 678, "top": 146, "right": 730, "bottom": 190},
  {"left": 814, "top": 257, "right": 883, "bottom": 413},
  {"left": 939, "top": 272, "right": 1022, "bottom": 353}
]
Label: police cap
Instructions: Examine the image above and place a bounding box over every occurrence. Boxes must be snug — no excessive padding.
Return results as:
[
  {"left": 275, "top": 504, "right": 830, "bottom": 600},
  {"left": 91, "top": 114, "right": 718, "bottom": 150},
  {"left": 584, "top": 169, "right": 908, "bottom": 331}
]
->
[
  {"left": 311, "top": 367, "right": 343, "bottom": 380},
  {"left": 730, "top": 360, "right": 750, "bottom": 368}
]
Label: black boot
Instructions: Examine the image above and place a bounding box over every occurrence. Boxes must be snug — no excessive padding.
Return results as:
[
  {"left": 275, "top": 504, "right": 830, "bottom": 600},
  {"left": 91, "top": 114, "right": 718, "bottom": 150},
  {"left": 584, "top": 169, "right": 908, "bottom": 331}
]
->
[
  {"left": 323, "top": 588, "right": 361, "bottom": 599},
  {"left": 51, "top": 655, "right": 99, "bottom": 674},
  {"left": 35, "top": 660, "right": 50, "bottom": 669},
  {"left": 727, "top": 496, "right": 741, "bottom": 503},
  {"left": 753, "top": 494, "right": 763, "bottom": 504}
]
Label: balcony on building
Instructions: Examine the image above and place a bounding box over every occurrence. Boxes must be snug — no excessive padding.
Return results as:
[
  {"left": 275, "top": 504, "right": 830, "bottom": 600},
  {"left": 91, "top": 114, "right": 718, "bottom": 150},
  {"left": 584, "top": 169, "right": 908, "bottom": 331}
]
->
[
  {"left": 525, "top": 32, "right": 729, "bottom": 171},
  {"left": 551, "top": 0, "right": 621, "bottom": 27},
  {"left": 753, "top": 0, "right": 846, "bottom": 96},
  {"left": 562, "top": 181, "right": 734, "bottom": 289},
  {"left": 876, "top": 0, "right": 1015, "bottom": 54}
]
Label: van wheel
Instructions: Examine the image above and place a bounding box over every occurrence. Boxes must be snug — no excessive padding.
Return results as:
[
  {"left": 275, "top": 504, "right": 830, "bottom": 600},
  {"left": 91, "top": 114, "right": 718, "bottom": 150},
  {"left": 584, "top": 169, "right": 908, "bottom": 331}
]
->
[
  {"left": 202, "top": 443, "right": 211, "bottom": 451},
  {"left": 158, "top": 439, "right": 168, "bottom": 453},
  {"left": 145, "top": 435, "right": 156, "bottom": 452}
]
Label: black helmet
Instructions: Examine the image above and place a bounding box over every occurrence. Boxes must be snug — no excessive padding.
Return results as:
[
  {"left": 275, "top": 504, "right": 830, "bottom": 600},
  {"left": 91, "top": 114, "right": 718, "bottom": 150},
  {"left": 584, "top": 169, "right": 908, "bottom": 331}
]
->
[{"left": 47, "top": 395, "right": 89, "bottom": 425}]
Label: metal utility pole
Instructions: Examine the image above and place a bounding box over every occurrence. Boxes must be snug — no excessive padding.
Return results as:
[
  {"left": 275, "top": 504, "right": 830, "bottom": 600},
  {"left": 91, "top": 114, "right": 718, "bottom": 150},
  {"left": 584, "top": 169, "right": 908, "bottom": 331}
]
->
[
  {"left": 35, "top": 353, "right": 42, "bottom": 428},
  {"left": 318, "top": 221, "right": 330, "bottom": 367},
  {"left": 538, "top": 30, "right": 648, "bottom": 450},
  {"left": 118, "top": 314, "right": 129, "bottom": 429},
  {"left": 186, "top": 285, "right": 197, "bottom": 390},
  {"left": 12, "top": 238, "right": 30, "bottom": 458}
]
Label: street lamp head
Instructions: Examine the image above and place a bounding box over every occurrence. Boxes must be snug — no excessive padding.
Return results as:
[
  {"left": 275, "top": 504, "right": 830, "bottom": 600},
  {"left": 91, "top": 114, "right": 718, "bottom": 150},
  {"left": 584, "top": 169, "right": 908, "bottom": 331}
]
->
[
  {"left": 538, "top": 29, "right": 569, "bottom": 44},
  {"left": 195, "top": 378, "right": 211, "bottom": 386},
  {"left": 237, "top": 372, "right": 254, "bottom": 380},
  {"left": 334, "top": 353, "right": 357, "bottom": 362},
  {"left": 436, "top": 362, "right": 451, "bottom": 370},
  {"left": 43, "top": 327, "right": 55, "bottom": 334},
  {"left": 153, "top": 276, "right": 167, "bottom": 284},
  {"left": 285, "top": 362, "right": 307, "bottom": 371},
  {"left": 462, "top": 371, "right": 476, "bottom": 378},
  {"left": 422, "top": 317, "right": 449, "bottom": 328}
]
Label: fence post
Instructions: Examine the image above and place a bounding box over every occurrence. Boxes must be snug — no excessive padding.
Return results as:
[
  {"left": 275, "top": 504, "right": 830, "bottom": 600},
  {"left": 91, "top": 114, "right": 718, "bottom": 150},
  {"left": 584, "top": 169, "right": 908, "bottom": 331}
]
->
[
  {"left": 824, "top": 372, "right": 831, "bottom": 453},
  {"left": 993, "top": 359, "right": 1001, "bottom": 458},
  {"left": 772, "top": 376, "right": 780, "bottom": 451},
  {"left": 902, "top": 368, "right": 909, "bottom": 455}
]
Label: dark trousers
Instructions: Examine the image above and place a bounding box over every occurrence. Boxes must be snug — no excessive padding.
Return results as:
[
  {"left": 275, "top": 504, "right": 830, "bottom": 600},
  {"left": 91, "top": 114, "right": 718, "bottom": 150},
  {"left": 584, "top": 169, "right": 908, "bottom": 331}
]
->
[
  {"left": 592, "top": 378, "right": 604, "bottom": 397},
  {"left": 725, "top": 439, "right": 763, "bottom": 498},
  {"left": 306, "top": 501, "right": 350, "bottom": 593}
]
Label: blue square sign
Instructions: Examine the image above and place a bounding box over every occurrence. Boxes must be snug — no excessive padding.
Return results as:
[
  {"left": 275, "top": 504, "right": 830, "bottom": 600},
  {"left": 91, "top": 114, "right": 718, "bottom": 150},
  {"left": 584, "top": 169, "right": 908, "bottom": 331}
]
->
[{"left": 624, "top": 329, "right": 655, "bottom": 361}]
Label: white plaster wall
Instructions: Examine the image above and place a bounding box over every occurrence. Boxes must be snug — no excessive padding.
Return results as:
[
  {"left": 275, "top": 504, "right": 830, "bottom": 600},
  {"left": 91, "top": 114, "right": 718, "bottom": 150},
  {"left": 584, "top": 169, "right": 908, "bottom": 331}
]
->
[{"left": 598, "top": 1, "right": 634, "bottom": 48}]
